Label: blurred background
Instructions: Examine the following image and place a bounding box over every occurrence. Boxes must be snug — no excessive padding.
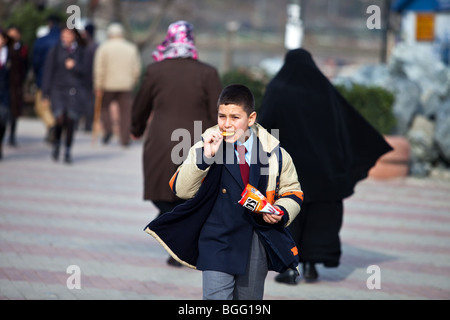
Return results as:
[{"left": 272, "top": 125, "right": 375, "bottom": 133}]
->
[
  {"left": 1, "top": 0, "right": 450, "bottom": 179},
  {"left": 0, "top": 0, "right": 397, "bottom": 72}
]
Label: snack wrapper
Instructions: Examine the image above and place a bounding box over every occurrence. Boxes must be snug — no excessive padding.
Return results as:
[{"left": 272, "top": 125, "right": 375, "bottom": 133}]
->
[{"left": 238, "top": 184, "right": 284, "bottom": 216}]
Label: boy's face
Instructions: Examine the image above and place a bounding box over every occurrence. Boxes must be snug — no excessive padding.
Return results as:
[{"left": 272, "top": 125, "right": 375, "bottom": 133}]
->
[{"left": 218, "top": 104, "right": 256, "bottom": 143}]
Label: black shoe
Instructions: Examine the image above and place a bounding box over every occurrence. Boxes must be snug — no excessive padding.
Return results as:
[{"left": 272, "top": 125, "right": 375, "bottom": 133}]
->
[
  {"left": 303, "top": 262, "right": 318, "bottom": 281},
  {"left": 64, "top": 152, "right": 72, "bottom": 164},
  {"left": 102, "top": 132, "right": 112, "bottom": 145},
  {"left": 167, "top": 256, "right": 182, "bottom": 267},
  {"left": 8, "top": 138, "right": 17, "bottom": 147},
  {"left": 274, "top": 269, "right": 299, "bottom": 285},
  {"left": 46, "top": 127, "right": 56, "bottom": 144},
  {"left": 52, "top": 145, "right": 60, "bottom": 161}
]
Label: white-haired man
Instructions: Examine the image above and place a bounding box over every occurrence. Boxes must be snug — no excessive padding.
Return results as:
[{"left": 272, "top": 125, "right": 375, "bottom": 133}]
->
[{"left": 93, "top": 23, "right": 141, "bottom": 146}]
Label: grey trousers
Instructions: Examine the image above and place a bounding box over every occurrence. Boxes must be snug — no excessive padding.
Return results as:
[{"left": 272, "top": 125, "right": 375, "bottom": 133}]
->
[{"left": 202, "top": 232, "right": 268, "bottom": 300}]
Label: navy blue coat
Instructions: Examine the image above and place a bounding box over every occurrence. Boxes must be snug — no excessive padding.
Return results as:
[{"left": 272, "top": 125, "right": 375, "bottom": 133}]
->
[
  {"left": 32, "top": 27, "right": 60, "bottom": 89},
  {"left": 145, "top": 139, "right": 299, "bottom": 276}
]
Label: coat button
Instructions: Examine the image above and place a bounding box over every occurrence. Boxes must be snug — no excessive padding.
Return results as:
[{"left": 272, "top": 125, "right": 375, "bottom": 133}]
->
[{"left": 222, "top": 188, "right": 227, "bottom": 194}]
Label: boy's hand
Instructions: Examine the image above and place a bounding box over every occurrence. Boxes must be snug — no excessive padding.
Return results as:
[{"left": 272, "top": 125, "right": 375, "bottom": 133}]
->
[
  {"left": 262, "top": 205, "right": 283, "bottom": 224},
  {"left": 262, "top": 212, "right": 283, "bottom": 224},
  {"left": 204, "top": 131, "right": 223, "bottom": 158},
  {"left": 65, "top": 58, "right": 75, "bottom": 70}
]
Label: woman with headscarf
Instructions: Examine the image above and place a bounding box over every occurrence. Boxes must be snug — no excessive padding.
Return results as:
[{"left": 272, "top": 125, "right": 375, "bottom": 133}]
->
[
  {"left": 131, "top": 21, "right": 222, "bottom": 267},
  {"left": 258, "top": 48, "right": 392, "bottom": 283}
]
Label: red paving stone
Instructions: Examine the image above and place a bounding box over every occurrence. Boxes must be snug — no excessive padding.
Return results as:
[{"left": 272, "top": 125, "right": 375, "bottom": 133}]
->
[{"left": 1, "top": 119, "right": 450, "bottom": 300}]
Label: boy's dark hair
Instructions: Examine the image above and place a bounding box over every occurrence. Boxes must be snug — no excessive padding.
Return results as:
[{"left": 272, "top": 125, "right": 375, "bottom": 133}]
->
[{"left": 217, "top": 84, "right": 255, "bottom": 115}]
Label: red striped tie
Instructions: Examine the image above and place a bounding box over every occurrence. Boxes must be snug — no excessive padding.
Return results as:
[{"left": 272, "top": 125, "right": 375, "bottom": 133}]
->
[{"left": 235, "top": 144, "right": 249, "bottom": 185}]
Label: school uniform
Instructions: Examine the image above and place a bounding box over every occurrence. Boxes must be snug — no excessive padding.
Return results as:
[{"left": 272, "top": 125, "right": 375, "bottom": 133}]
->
[{"left": 145, "top": 123, "right": 303, "bottom": 299}]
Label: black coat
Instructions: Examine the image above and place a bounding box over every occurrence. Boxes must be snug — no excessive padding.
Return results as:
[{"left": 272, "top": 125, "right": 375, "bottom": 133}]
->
[
  {"left": 41, "top": 43, "right": 86, "bottom": 119},
  {"left": 258, "top": 49, "right": 393, "bottom": 267},
  {"left": 258, "top": 49, "right": 392, "bottom": 204}
]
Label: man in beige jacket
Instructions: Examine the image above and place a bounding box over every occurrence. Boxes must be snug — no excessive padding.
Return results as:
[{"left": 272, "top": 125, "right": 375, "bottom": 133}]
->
[{"left": 93, "top": 23, "right": 141, "bottom": 146}]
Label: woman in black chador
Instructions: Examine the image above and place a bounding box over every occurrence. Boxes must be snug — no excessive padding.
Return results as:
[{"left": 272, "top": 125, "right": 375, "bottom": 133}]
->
[{"left": 258, "top": 48, "right": 392, "bottom": 284}]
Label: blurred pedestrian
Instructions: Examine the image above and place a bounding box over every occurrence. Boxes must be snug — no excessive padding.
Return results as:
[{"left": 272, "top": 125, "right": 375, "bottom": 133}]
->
[
  {"left": 32, "top": 14, "right": 61, "bottom": 143},
  {"left": 0, "top": 30, "right": 12, "bottom": 160},
  {"left": 131, "top": 20, "right": 222, "bottom": 267},
  {"left": 41, "top": 27, "right": 86, "bottom": 164},
  {"left": 6, "top": 26, "right": 29, "bottom": 147},
  {"left": 258, "top": 48, "right": 392, "bottom": 284},
  {"left": 93, "top": 23, "right": 141, "bottom": 147},
  {"left": 79, "top": 23, "right": 98, "bottom": 132}
]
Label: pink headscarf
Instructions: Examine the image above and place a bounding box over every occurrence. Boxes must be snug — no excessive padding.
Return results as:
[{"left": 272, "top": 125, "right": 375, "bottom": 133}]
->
[{"left": 152, "top": 20, "right": 198, "bottom": 62}]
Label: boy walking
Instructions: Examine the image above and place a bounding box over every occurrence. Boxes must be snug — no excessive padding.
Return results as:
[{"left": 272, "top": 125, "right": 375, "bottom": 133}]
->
[{"left": 145, "top": 84, "right": 303, "bottom": 300}]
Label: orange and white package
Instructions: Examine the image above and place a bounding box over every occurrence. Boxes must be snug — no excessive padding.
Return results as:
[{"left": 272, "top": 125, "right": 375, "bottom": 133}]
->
[{"left": 238, "top": 184, "right": 284, "bottom": 216}]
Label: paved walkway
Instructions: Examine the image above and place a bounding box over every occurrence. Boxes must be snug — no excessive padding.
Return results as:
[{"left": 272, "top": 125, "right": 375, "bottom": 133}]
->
[{"left": 1, "top": 118, "right": 450, "bottom": 300}]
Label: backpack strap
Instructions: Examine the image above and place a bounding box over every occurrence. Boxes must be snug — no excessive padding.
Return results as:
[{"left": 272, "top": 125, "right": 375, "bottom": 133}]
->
[{"left": 275, "top": 147, "right": 282, "bottom": 200}]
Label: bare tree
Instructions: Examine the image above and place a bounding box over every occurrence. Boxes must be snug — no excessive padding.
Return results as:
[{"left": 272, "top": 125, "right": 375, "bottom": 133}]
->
[
  {"left": 106, "top": 0, "right": 175, "bottom": 51},
  {"left": 135, "top": 0, "right": 175, "bottom": 51}
]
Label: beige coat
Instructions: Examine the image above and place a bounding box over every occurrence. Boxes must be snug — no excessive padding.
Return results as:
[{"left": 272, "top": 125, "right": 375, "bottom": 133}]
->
[{"left": 93, "top": 38, "right": 141, "bottom": 91}]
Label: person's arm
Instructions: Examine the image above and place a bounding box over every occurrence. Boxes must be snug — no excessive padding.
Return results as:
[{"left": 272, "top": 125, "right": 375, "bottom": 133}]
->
[
  {"left": 93, "top": 45, "right": 104, "bottom": 94},
  {"left": 41, "top": 46, "right": 56, "bottom": 98},
  {"left": 169, "top": 139, "right": 213, "bottom": 199},
  {"left": 273, "top": 148, "right": 304, "bottom": 227},
  {"left": 130, "top": 66, "right": 154, "bottom": 138},
  {"left": 170, "top": 127, "right": 223, "bottom": 199},
  {"left": 131, "top": 46, "right": 142, "bottom": 87},
  {"left": 67, "top": 47, "right": 85, "bottom": 76}
]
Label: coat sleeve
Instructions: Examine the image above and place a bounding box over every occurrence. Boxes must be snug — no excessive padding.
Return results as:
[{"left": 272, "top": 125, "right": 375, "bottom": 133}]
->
[
  {"left": 169, "top": 140, "right": 211, "bottom": 200},
  {"left": 131, "top": 66, "right": 154, "bottom": 137},
  {"left": 41, "top": 46, "right": 56, "bottom": 98},
  {"left": 132, "top": 46, "right": 142, "bottom": 87},
  {"left": 93, "top": 45, "right": 104, "bottom": 91},
  {"left": 274, "top": 147, "right": 303, "bottom": 227}
]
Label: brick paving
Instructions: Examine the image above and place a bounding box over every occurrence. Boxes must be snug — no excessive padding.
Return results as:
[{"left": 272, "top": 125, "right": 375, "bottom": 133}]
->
[{"left": 1, "top": 118, "right": 450, "bottom": 300}]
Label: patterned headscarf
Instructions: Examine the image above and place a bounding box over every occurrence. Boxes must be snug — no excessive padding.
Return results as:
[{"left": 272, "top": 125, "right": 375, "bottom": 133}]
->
[{"left": 152, "top": 20, "right": 198, "bottom": 62}]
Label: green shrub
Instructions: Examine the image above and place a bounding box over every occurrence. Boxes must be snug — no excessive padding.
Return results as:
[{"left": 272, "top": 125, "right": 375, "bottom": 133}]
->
[
  {"left": 221, "top": 68, "right": 269, "bottom": 113},
  {"left": 335, "top": 83, "right": 396, "bottom": 135},
  {"left": 1, "top": 3, "right": 65, "bottom": 51}
]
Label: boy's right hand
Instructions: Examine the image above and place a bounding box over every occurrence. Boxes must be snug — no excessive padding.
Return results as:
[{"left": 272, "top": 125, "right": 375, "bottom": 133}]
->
[{"left": 203, "top": 131, "right": 223, "bottom": 158}]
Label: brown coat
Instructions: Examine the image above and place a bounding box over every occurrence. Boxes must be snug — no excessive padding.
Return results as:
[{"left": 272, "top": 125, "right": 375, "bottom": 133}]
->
[{"left": 131, "top": 58, "right": 222, "bottom": 202}]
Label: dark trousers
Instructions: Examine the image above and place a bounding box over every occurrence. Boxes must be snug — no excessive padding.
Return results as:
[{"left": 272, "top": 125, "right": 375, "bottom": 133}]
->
[
  {"left": 0, "top": 121, "right": 5, "bottom": 158},
  {"left": 289, "top": 201, "right": 343, "bottom": 267},
  {"left": 0, "top": 106, "right": 9, "bottom": 158},
  {"left": 101, "top": 91, "right": 133, "bottom": 146},
  {"left": 8, "top": 116, "right": 17, "bottom": 145},
  {"left": 53, "top": 112, "right": 76, "bottom": 156}
]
